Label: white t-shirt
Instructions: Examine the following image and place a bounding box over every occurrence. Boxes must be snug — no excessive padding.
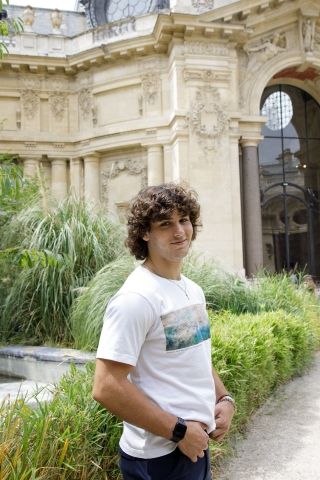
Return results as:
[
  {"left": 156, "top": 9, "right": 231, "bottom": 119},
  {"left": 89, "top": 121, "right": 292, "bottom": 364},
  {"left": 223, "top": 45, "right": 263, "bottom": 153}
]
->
[{"left": 96, "top": 265, "right": 216, "bottom": 459}]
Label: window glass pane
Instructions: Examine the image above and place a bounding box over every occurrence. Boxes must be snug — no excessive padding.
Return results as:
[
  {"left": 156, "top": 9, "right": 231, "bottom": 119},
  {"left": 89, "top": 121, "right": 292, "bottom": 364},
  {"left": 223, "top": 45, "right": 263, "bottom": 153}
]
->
[
  {"left": 283, "top": 137, "right": 303, "bottom": 183},
  {"left": 259, "top": 138, "right": 283, "bottom": 189},
  {"left": 306, "top": 97, "right": 320, "bottom": 139},
  {"left": 107, "top": 0, "right": 160, "bottom": 22},
  {"left": 281, "top": 85, "right": 306, "bottom": 138},
  {"left": 261, "top": 91, "right": 293, "bottom": 131}
]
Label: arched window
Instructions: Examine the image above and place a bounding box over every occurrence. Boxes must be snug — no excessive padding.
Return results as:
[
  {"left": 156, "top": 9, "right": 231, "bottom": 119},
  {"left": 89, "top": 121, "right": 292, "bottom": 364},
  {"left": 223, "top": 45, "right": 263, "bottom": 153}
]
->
[{"left": 259, "top": 85, "right": 320, "bottom": 277}]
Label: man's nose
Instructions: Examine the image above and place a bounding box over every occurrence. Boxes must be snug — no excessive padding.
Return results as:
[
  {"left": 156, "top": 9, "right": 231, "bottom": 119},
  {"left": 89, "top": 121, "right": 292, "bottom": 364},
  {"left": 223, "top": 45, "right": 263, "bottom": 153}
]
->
[{"left": 173, "top": 223, "right": 184, "bottom": 237}]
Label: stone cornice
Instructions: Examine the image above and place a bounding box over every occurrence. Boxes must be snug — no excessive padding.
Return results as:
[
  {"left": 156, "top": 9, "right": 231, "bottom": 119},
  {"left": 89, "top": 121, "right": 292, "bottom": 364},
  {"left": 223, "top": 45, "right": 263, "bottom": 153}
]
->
[
  {"left": 199, "top": 0, "right": 297, "bottom": 24},
  {"left": 0, "top": 11, "right": 248, "bottom": 75}
]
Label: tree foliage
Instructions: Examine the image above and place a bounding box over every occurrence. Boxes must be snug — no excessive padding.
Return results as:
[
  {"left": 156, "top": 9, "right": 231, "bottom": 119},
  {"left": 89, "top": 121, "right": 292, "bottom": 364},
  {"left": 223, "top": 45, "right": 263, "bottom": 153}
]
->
[{"left": 0, "top": 0, "right": 23, "bottom": 59}]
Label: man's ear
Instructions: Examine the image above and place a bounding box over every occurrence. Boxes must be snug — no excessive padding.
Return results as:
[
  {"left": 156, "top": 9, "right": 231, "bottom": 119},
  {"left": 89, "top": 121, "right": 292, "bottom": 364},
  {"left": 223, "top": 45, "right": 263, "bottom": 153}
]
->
[{"left": 142, "top": 232, "right": 149, "bottom": 241}]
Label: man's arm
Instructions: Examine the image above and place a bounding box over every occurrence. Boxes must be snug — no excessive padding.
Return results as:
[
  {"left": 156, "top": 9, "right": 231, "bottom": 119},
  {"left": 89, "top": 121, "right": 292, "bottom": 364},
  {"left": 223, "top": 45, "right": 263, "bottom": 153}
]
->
[
  {"left": 210, "top": 367, "right": 235, "bottom": 442},
  {"left": 92, "top": 358, "right": 209, "bottom": 462}
]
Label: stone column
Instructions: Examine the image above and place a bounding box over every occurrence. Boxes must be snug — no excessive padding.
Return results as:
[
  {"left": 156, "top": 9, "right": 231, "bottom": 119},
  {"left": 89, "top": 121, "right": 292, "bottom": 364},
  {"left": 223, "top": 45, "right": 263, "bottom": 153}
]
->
[
  {"left": 70, "top": 158, "right": 83, "bottom": 198},
  {"left": 84, "top": 154, "right": 100, "bottom": 205},
  {"left": 147, "top": 145, "right": 164, "bottom": 185},
  {"left": 51, "top": 158, "right": 68, "bottom": 202},
  {"left": 23, "top": 156, "right": 41, "bottom": 179},
  {"left": 241, "top": 141, "right": 264, "bottom": 276}
]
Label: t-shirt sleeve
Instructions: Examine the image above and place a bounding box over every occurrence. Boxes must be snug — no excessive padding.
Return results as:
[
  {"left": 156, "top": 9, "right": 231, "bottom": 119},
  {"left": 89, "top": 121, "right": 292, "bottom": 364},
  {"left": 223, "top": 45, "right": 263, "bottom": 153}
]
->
[{"left": 96, "top": 291, "right": 155, "bottom": 366}]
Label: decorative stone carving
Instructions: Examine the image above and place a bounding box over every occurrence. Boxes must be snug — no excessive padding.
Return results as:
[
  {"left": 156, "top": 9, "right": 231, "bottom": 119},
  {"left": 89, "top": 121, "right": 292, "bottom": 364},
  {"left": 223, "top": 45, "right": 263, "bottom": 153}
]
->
[
  {"left": 183, "top": 69, "right": 230, "bottom": 83},
  {"left": 48, "top": 77, "right": 69, "bottom": 93},
  {"left": 192, "top": 0, "right": 214, "bottom": 13},
  {"left": 50, "top": 91, "right": 67, "bottom": 120},
  {"left": 20, "top": 75, "right": 41, "bottom": 91},
  {"left": 301, "top": 17, "right": 316, "bottom": 52},
  {"left": 141, "top": 73, "right": 160, "bottom": 105},
  {"left": 101, "top": 159, "right": 147, "bottom": 207},
  {"left": 187, "top": 86, "right": 229, "bottom": 152},
  {"left": 92, "top": 103, "right": 98, "bottom": 126},
  {"left": 93, "top": 17, "right": 136, "bottom": 42},
  {"left": 16, "top": 109, "right": 21, "bottom": 129},
  {"left": 21, "top": 90, "right": 40, "bottom": 120},
  {"left": 51, "top": 9, "right": 63, "bottom": 33},
  {"left": 184, "top": 42, "right": 229, "bottom": 56},
  {"left": 22, "top": 5, "right": 35, "bottom": 32},
  {"left": 138, "top": 95, "right": 143, "bottom": 115},
  {"left": 244, "top": 32, "right": 287, "bottom": 72},
  {"left": 240, "top": 32, "right": 287, "bottom": 110},
  {"left": 78, "top": 88, "right": 92, "bottom": 119}
]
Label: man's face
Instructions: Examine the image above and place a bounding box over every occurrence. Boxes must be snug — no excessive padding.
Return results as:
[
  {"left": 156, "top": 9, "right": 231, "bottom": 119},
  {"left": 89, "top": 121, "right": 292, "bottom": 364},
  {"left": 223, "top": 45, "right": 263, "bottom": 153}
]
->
[{"left": 143, "top": 210, "right": 193, "bottom": 263}]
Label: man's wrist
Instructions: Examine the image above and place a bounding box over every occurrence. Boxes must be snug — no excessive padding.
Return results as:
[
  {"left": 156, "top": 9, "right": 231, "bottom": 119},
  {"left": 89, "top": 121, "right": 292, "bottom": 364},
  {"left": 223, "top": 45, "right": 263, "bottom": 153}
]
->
[
  {"left": 170, "top": 417, "right": 187, "bottom": 442},
  {"left": 216, "top": 394, "right": 236, "bottom": 411}
]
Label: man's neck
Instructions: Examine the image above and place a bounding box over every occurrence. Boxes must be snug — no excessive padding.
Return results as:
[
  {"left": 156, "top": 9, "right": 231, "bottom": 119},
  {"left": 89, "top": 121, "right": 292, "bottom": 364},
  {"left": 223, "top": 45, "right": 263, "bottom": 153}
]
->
[{"left": 143, "top": 258, "right": 182, "bottom": 280}]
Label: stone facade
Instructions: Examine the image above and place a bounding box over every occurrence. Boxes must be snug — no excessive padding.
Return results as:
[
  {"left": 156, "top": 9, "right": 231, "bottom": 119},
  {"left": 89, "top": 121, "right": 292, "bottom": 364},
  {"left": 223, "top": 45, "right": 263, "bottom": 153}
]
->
[{"left": 1, "top": 0, "right": 320, "bottom": 276}]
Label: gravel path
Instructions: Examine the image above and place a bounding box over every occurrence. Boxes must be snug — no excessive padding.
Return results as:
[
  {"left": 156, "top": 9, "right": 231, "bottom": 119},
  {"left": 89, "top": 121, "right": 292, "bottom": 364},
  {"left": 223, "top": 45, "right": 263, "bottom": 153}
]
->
[{"left": 216, "top": 351, "right": 320, "bottom": 480}]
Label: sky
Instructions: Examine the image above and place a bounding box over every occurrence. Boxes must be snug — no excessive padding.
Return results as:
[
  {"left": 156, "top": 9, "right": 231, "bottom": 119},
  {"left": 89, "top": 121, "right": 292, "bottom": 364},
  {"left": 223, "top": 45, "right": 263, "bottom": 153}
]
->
[{"left": 9, "top": 0, "right": 79, "bottom": 10}]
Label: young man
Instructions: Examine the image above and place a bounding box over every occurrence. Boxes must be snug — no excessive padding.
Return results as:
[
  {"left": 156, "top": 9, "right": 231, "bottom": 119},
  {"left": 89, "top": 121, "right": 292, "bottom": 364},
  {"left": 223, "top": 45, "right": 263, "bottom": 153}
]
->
[{"left": 93, "top": 183, "right": 235, "bottom": 480}]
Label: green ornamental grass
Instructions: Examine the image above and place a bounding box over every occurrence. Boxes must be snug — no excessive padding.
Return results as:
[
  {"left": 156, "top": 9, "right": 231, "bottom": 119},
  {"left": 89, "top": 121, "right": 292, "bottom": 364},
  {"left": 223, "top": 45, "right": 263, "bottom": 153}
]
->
[{"left": 0, "top": 196, "right": 125, "bottom": 345}]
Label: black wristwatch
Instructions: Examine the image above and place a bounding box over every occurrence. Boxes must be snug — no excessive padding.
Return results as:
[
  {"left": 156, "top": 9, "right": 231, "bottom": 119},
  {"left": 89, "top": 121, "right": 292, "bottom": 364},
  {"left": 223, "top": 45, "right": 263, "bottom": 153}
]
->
[{"left": 170, "top": 417, "right": 187, "bottom": 443}]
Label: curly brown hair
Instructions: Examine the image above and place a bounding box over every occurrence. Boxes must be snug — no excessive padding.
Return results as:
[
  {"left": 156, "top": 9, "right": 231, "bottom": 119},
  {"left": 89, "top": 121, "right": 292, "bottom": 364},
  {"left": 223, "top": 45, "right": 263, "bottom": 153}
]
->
[{"left": 126, "top": 183, "right": 201, "bottom": 260}]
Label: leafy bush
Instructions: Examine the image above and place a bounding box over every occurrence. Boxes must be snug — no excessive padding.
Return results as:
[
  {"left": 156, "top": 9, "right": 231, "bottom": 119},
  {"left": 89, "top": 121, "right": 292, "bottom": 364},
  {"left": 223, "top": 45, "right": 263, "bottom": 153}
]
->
[
  {"left": 0, "top": 197, "right": 125, "bottom": 345},
  {"left": 72, "top": 254, "right": 319, "bottom": 351},
  {"left": 0, "top": 155, "right": 39, "bottom": 231},
  {"left": 0, "top": 363, "right": 122, "bottom": 480},
  {"left": 1, "top": 309, "right": 319, "bottom": 479},
  {"left": 209, "top": 309, "right": 320, "bottom": 436}
]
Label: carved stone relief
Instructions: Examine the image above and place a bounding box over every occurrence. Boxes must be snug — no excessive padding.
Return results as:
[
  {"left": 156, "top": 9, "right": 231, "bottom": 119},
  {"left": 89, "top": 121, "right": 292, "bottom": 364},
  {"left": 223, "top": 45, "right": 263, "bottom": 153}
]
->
[
  {"left": 101, "top": 159, "right": 147, "bottom": 208},
  {"left": 240, "top": 32, "right": 287, "bottom": 110},
  {"left": 141, "top": 73, "right": 160, "bottom": 105},
  {"left": 187, "top": 86, "right": 229, "bottom": 152},
  {"left": 21, "top": 90, "right": 40, "bottom": 120},
  {"left": 20, "top": 75, "right": 42, "bottom": 91},
  {"left": 300, "top": 17, "right": 316, "bottom": 52},
  {"left": 93, "top": 17, "right": 136, "bottom": 43},
  {"left": 244, "top": 32, "right": 287, "bottom": 72},
  {"left": 191, "top": 0, "right": 214, "bottom": 13},
  {"left": 50, "top": 91, "right": 68, "bottom": 120},
  {"left": 184, "top": 42, "right": 229, "bottom": 56},
  {"left": 47, "top": 77, "right": 69, "bottom": 92},
  {"left": 183, "top": 69, "right": 229, "bottom": 83},
  {"left": 78, "top": 88, "right": 93, "bottom": 119}
]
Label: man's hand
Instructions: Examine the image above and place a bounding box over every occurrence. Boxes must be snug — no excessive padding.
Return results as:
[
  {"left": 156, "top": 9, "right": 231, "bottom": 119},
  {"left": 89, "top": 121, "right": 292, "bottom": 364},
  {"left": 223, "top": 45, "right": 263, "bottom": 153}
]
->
[
  {"left": 210, "top": 401, "right": 234, "bottom": 442},
  {"left": 177, "top": 421, "right": 209, "bottom": 462}
]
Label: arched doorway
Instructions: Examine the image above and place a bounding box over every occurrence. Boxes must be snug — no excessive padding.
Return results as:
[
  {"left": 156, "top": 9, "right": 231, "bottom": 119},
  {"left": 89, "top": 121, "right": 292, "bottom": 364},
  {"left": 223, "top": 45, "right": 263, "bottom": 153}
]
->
[{"left": 259, "top": 85, "right": 320, "bottom": 278}]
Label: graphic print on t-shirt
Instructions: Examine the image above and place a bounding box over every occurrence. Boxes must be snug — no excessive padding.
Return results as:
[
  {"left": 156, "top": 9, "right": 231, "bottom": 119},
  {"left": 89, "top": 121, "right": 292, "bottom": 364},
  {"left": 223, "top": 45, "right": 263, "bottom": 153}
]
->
[{"left": 161, "top": 304, "right": 210, "bottom": 351}]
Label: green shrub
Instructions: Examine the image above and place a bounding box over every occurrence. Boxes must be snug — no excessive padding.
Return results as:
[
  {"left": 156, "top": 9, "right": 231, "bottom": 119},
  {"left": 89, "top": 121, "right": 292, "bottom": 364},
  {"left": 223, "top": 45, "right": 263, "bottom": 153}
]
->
[
  {"left": 209, "top": 309, "right": 319, "bottom": 436},
  {"left": 0, "top": 197, "right": 125, "bottom": 345},
  {"left": 0, "top": 156, "right": 39, "bottom": 233},
  {"left": 0, "top": 363, "right": 122, "bottom": 480},
  {"left": 1, "top": 308, "right": 319, "bottom": 479}
]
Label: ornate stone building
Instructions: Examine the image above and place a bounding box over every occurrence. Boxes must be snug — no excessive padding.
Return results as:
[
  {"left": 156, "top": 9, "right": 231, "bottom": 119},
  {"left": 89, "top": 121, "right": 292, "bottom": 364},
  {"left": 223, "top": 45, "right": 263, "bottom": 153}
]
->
[{"left": 1, "top": 0, "right": 320, "bottom": 277}]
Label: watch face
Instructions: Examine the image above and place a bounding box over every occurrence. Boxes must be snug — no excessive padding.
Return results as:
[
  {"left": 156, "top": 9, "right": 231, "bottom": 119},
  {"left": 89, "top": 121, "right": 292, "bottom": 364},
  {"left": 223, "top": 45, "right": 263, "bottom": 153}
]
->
[{"left": 171, "top": 418, "right": 187, "bottom": 442}]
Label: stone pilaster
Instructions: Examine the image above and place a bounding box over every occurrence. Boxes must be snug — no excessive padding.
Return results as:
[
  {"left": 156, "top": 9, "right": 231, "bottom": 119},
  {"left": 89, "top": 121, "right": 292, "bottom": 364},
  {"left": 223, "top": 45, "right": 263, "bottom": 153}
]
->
[
  {"left": 84, "top": 154, "right": 100, "bottom": 205},
  {"left": 51, "top": 158, "right": 68, "bottom": 202},
  {"left": 147, "top": 145, "right": 164, "bottom": 186},
  {"left": 70, "top": 158, "right": 83, "bottom": 198},
  {"left": 241, "top": 140, "right": 264, "bottom": 276},
  {"left": 23, "top": 155, "right": 41, "bottom": 179}
]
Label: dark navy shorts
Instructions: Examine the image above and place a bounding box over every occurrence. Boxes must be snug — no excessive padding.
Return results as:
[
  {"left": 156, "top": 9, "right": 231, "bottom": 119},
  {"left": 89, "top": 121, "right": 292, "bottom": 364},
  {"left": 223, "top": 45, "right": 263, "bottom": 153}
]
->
[{"left": 119, "top": 447, "right": 212, "bottom": 480}]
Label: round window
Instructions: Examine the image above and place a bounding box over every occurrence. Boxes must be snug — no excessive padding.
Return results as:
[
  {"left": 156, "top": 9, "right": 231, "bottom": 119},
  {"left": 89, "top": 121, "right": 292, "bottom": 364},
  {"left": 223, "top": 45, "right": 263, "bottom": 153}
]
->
[{"left": 261, "top": 91, "right": 293, "bottom": 131}]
